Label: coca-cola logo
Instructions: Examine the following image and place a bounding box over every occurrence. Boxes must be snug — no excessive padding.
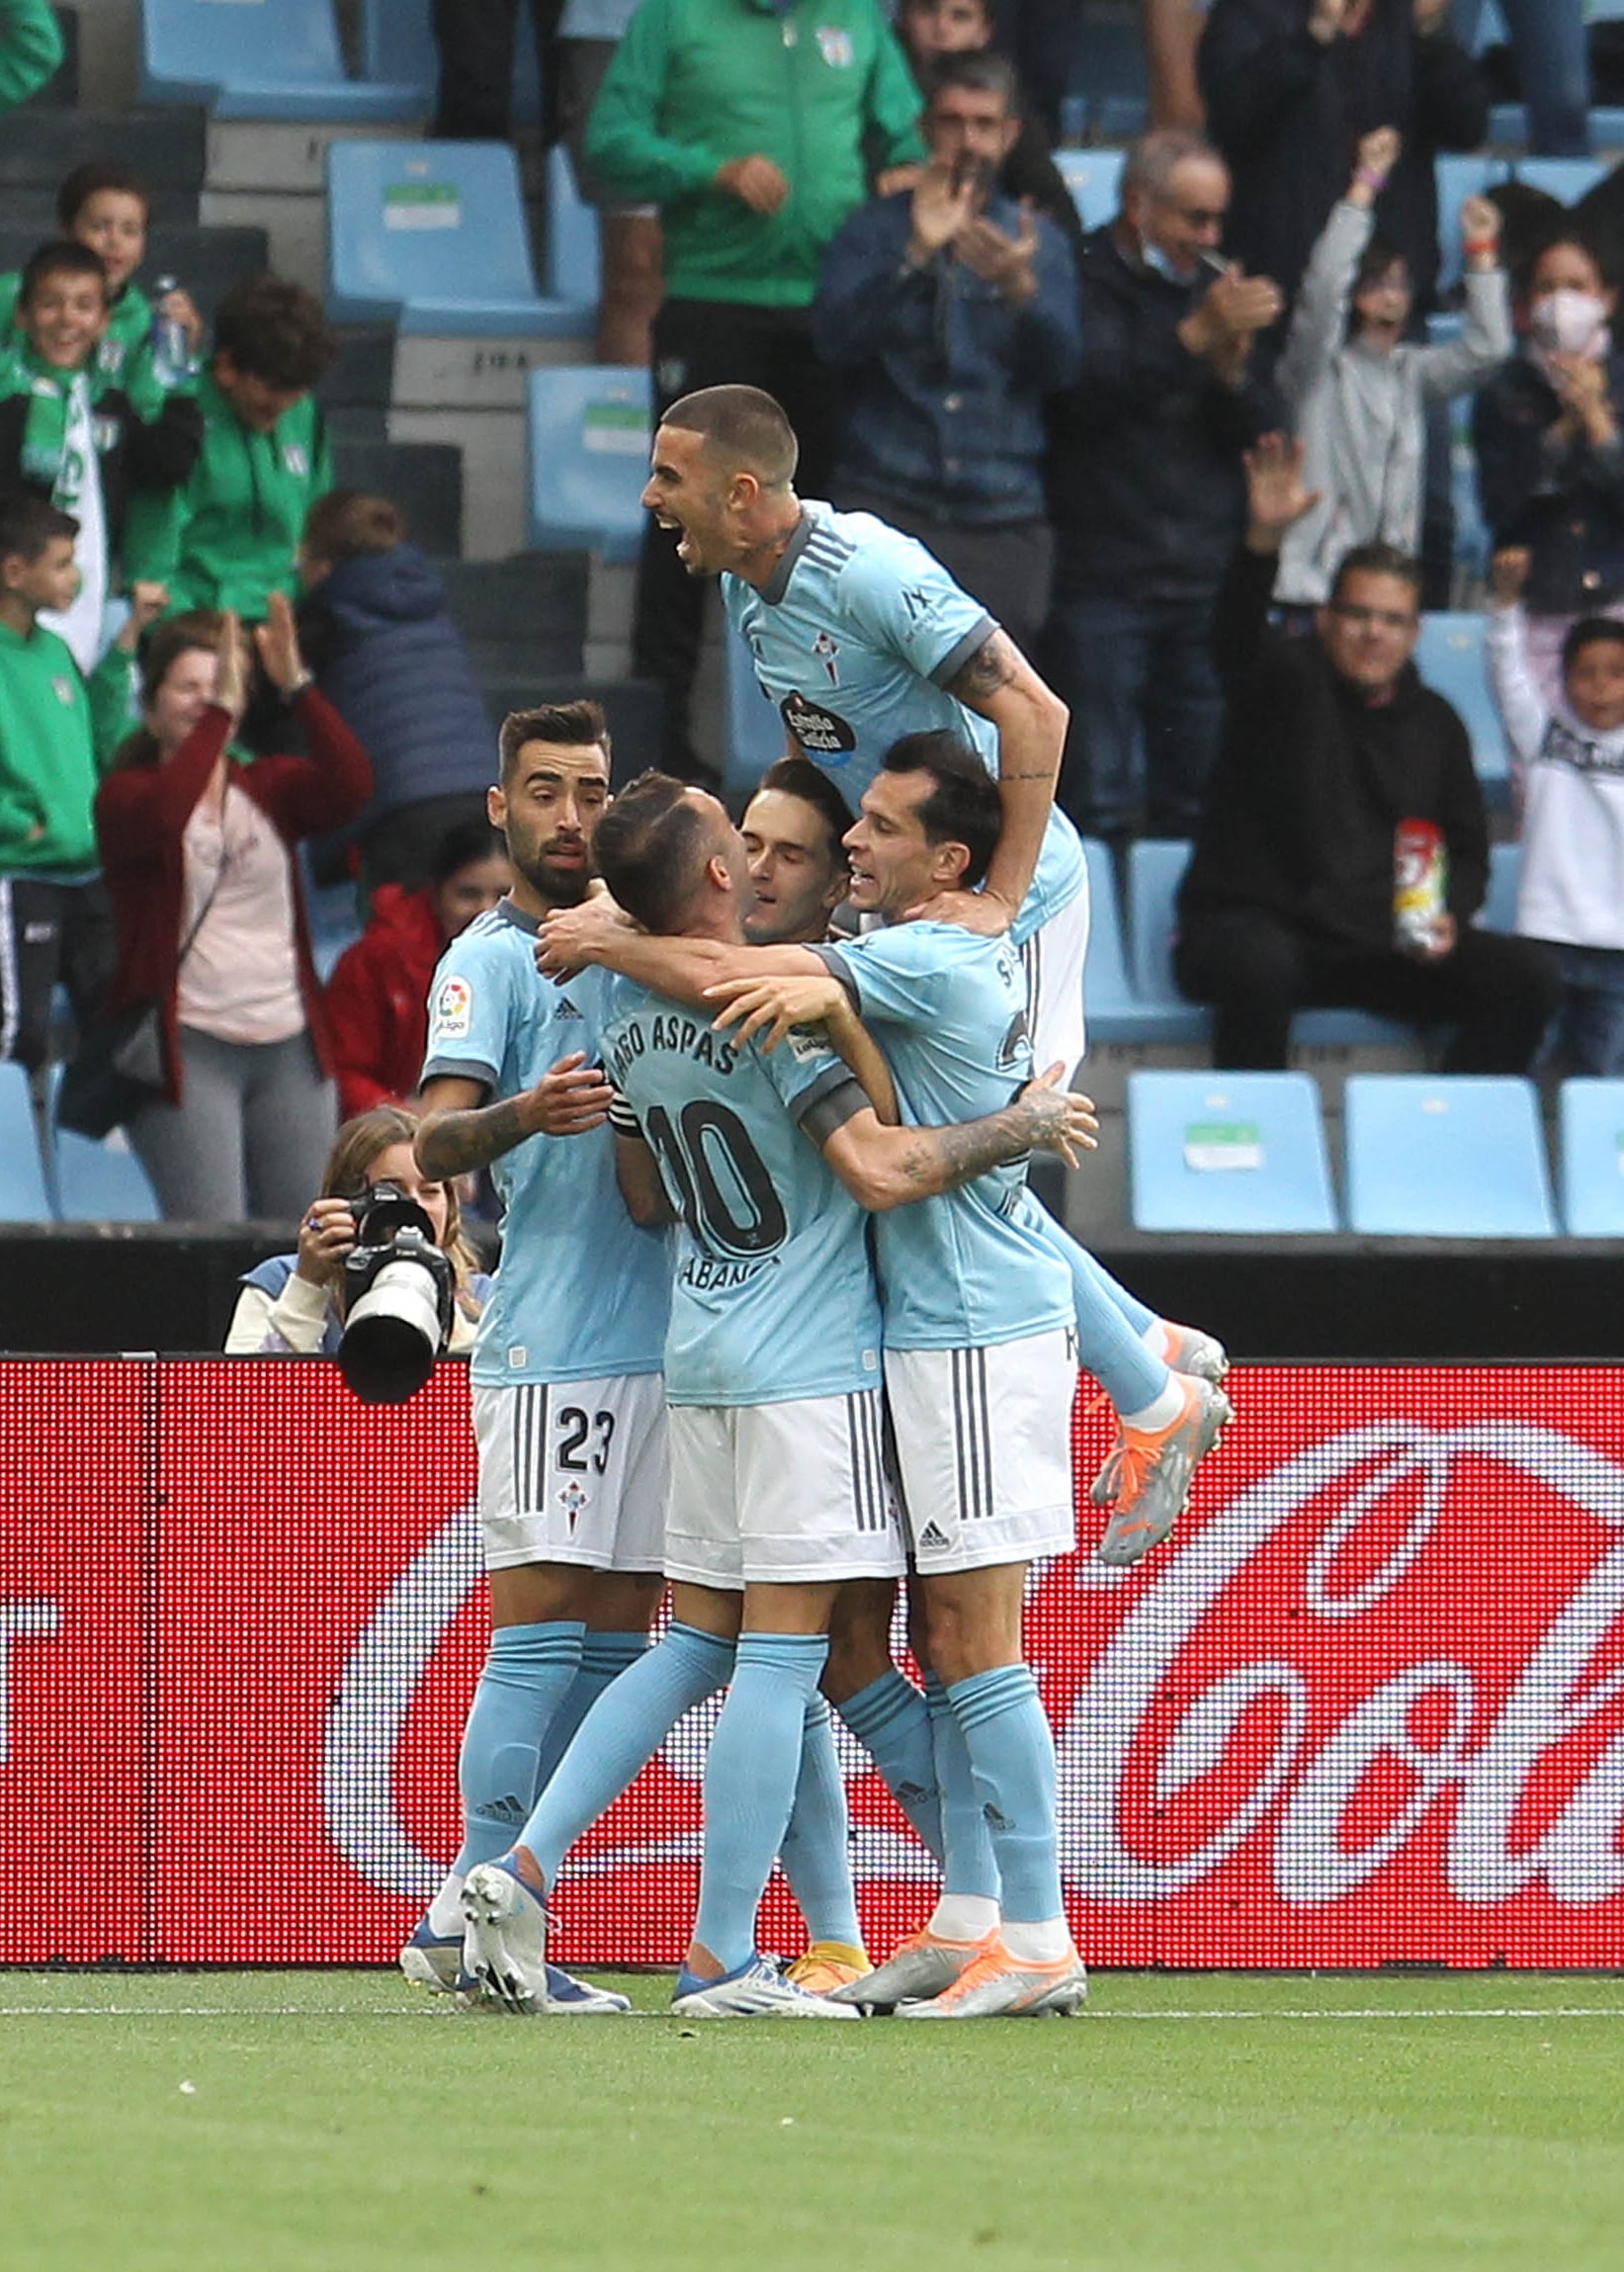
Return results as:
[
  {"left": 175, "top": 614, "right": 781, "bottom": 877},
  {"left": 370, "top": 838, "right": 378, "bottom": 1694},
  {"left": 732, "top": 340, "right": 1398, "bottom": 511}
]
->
[{"left": 1055, "top": 1420, "right": 1624, "bottom": 1914}]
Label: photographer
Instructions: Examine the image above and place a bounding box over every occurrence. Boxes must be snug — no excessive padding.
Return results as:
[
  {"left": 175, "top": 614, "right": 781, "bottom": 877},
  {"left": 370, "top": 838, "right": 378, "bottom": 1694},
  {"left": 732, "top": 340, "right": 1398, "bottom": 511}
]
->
[{"left": 224, "top": 1103, "right": 488, "bottom": 1354}]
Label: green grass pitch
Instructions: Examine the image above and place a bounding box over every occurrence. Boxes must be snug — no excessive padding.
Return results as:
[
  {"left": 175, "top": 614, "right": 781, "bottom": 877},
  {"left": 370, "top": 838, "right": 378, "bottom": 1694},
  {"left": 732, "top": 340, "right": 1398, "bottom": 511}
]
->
[{"left": 5, "top": 1970, "right": 1623, "bottom": 2271}]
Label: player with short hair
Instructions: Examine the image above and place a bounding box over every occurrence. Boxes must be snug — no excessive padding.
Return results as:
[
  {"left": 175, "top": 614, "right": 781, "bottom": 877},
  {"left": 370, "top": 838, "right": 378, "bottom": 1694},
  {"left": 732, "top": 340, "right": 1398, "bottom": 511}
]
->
[
  {"left": 740, "top": 754, "right": 854, "bottom": 948},
  {"left": 460, "top": 771, "right": 1094, "bottom": 2018},
  {"left": 397, "top": 701, "right": 671, "bottom": 2016}
]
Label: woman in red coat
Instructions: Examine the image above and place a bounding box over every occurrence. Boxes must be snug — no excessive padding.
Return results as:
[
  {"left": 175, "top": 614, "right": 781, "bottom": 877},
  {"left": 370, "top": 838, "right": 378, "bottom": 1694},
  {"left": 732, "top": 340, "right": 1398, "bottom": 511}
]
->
[
  {"left": 95, "top": 595, "right": 372, "bottom": 1220},
  {"left": 325, "top": 818, "right": 510, "bottom": 1121}
]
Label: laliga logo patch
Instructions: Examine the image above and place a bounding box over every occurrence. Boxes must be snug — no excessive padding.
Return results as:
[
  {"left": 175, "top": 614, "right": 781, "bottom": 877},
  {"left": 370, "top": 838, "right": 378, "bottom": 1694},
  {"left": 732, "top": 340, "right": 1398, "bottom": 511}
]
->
[
  {"left": 781, "top": 690, "right": 857, "bottom": 760},
  {"left": 432, "top": 975, "right": 472, "bottom": 1040},
  {"left": 785, "top": 1024, "right": 827, "bottom": 1066}
]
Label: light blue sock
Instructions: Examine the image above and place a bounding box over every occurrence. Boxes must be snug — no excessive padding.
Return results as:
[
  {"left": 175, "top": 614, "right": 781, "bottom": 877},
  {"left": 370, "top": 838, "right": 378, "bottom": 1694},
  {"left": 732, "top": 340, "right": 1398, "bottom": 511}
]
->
[
  {"left": 925, "top": 1673, "right": 999, "bottom": 1901},
  {"left": 838, "top": 1669, "right": 943, "bottom": 1861},
  {"left": 949, "top": 1665, "right": 1064, "bottom": 1926},
  {"left": 519, "top": 1621, "right": 733, "bottom": 1887},
  {"left": 779, "top": 1696, "right": 862, "bottom": 1949},
  {"left": 530, "top": 1629, "right": 648, "bottom": 1796},
  {"left": 693, "top": 1632, "right": 828, "bottom": 1973},
  {"left": 451, "top": 1620, "right": 586, "bottom": 1875},
  {"left": 1029, "top": 1206, "right": 1167, "bottom": 1409}
]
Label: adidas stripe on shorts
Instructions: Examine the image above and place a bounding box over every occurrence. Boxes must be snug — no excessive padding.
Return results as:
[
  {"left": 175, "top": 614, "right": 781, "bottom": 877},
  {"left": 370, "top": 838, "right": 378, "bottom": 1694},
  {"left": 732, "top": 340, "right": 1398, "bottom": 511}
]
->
[
  {"left": 473, "top": 1373, "right": 668, "bottom": 1573},
  {"left": 885, "top": 1327, "right": 1077, "bottom": 1574},
  {"left": 664, "top": 1388, "right": 907, "bottom": 1591}
]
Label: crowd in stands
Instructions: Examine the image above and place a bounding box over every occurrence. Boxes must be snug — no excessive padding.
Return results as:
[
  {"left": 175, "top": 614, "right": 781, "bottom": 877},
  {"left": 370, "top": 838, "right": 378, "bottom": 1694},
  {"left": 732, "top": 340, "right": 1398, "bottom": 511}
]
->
[{"left": 2, "top": 0, "right": 1624, "bottom": 1228}]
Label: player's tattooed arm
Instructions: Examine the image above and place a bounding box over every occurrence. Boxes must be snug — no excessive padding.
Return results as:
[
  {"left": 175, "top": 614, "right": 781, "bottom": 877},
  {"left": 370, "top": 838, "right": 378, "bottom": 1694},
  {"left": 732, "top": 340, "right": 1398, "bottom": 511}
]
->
[
  {"left": 924, "top": 629, "right": 1068, "bottom": 933},
  {"left": 415, "top": 1056, "right": 614, "bottom": 1177},
  {"left": 821, "top": 1064, "right": 1097, "bottom": 1209}
]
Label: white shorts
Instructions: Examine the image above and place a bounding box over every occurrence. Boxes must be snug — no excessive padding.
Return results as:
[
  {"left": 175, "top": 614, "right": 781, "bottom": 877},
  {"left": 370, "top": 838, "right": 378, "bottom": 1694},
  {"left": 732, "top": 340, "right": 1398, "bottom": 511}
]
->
[
  {"left": 885, "top": 1327, "right": 1077, "bottom": 1574},
  {"left": 1022, "top": 882, "right": 1089, "bottom": 1085},
  {"left": 473, "top": 1373, "right": 668, "bottom": 1573},
  {"left": 664, "top": 1389, "right": 907, "bottom": 1592}
]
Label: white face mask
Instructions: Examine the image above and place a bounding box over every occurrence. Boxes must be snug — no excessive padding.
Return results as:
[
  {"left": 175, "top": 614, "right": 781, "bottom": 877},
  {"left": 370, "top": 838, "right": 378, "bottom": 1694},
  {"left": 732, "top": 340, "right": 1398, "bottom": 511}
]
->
[{"left": 1530, "top": 287, "right": 1609, "bottom": 358}]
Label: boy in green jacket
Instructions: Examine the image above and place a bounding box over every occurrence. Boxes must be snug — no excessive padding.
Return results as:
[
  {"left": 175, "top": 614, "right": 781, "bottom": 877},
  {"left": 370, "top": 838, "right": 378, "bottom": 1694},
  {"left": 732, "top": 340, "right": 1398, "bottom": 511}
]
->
[
  {"left": 164, "top": 275, "right": 334, "bottom": 623},
  {"left": 0, "top": 491, "right": 132, "bottom": 1070}
]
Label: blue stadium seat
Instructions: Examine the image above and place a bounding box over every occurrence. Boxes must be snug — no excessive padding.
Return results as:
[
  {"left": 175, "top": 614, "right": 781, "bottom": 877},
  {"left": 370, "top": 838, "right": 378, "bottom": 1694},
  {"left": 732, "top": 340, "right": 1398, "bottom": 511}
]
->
[
  {"left": 1054, "top": 148, "right": 1124, "bottom": 232},
  {"left": 1078, "top": 837, "right": 1152, "bottom": 1045},
  {"left": 358, "top": 0, "right": 543, "bottom": 119},
  {"left": 1504, "top": 157, "right": 1608, "bottom": 207},
  {"left": 47, "top": 1082, "right": 161, "bottom": 1223},
  {"left": 1343, "top": 1074, "right": 1556, "bottom": 1236},
  {"left": 326, "top": 141, "right": 589, "bottom": 337},
  {"left": 1479, "top": 840, "right": 1521, "bottom": 933},
  {"left": 141, "top": 0, "right": 423, "bottom": 120},
  {"left": 1557, "top": 1079, "right": 1624, "bottom": 1237},
  {"left": 1127, "top": 1069, "right": 1338, "bottom": 1233},
  {"left": 725, "top": 625, "right": 786, "bottom": 801},
  {"left": 526, "top": 366, "right": 650, "bottom": 560},
  {"left": 1434, "top": 155, "right": 1503, "bottom": 292},
  {"left": 544, "top": 142, "right": 600, "bottom": 317},
  {"left": 0, "top": 1064, "right": 50, "bottom": 1222},
  {"left": 1125, "top": 838, "right": 1212, "bottom": 1044},
  {"left": 1414, "top": 611, "right": 1509, "bottom": 805}
]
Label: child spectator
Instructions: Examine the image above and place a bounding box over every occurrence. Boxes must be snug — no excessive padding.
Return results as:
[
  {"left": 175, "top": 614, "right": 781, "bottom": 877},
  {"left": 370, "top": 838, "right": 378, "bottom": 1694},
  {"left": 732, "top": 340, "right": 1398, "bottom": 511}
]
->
[
  {"left": 1273, "top": 129, "right": 1511, "bottom": 613},
  {"left": 0, "top": 241, "right": 202, "bottom": 668},
  {"left": 1474, "top": 231, "right": 1624, "bottom": 694},
  {"left": 165, "top": 275, "right": 334, "bottom": 622},
  {"left": 325, "top": 819, "right": 511, "bottom": 1120},
  {"left": 0, "top": 490, "right": 133, "bottom": 1069},
  {"left": 1487, "top": 544, "right": 1624, "bottom": 1075},
  {"left": 295, "top": 490, "right": 497, "bottom": 893},
  {"left": 0, "top": 161, "right": 203, "bottom": 389}
]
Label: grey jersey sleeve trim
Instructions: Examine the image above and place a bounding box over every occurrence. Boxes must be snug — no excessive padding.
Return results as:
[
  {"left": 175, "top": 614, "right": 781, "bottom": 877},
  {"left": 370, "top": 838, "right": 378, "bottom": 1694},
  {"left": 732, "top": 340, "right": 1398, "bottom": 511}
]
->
[
  {"left": 419, "top": 1057, "right": 497, "bottom": 1093},
  {"left": 808, "top": 942, "right": 862, "bottom": 1009},
  {"left": 929, "top": 613, "right": 999, "bottom": 691},
  {"left": 791, "top": 1065, "right": 870, "bottom": 1148}
]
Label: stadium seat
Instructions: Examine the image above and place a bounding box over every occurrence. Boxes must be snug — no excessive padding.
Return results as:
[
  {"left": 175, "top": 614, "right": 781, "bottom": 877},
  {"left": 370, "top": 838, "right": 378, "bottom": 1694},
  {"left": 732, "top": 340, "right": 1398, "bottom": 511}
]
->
[
  {"left": 0, "top": 1064, "right": 51, "bottom": 1222},
  {"left": 1557, "top": 1079, "right": 1624, "bottom": 1237},
  {"left": 1127, "top": 1069, "right": 1338, "bottom": 1233},
  {"left": 141, "top": 0, "right": 423, "bottom": 120},
  {"left": 1479, "top": 840, "right": 1521, "bottom": 933},
  {"left": 525, "top": 366, "right": 650, "bottom": 561},
  {"left": 1054, "top": 148, "right": 1124, "bottom": 232},
  {"left": 725, "top": 624, "right": 785, "bottom": 800},
  {"left": 1078, "top": 837, "right": 1152, "bottom": 1045},
  {"left": 47, "top": 1102, "right": 161, "bottom": 1224},
  {"left": 1504, "top": 157, "right": 1608, "bottom": 207},
  {"left": 544, "top": 143, "right": 600, "bottom": 314},
  {"left": 326, "top": 142, "right": 589, "bottom": 338},
  {"left": 1343, "top": 1074, "right": 1556, "bottom": 1236},
  {"left": 1434, "top": 155, "right": 1503, "bottom": 292},
  {"left": 1414, "top": 612, "right": 1510, "bottom": 805},
  {"left": 1124, "top": 838, "right": 1212, "bottom": 1044},
  {"left": 357, "top": 0, "right": 544, "bottom": 120}
]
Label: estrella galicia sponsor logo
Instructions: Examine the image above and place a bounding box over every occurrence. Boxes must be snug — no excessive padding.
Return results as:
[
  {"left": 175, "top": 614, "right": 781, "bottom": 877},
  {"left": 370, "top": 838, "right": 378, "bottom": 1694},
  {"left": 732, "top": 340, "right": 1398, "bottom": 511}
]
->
[{"left": 782, "top": 690, "right": 857, "bottom": 759}]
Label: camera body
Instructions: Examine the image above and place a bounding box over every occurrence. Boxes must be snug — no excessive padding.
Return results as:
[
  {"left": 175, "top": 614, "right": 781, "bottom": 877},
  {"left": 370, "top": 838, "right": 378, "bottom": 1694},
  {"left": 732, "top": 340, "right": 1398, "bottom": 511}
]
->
[{"left": 337, "top": 1180, "right": 456, "bottom": 1404}]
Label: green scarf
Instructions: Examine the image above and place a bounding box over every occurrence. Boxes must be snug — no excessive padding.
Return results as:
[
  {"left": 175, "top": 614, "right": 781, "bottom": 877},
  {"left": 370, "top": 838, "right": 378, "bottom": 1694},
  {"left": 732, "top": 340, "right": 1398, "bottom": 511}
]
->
[{"left": 14, "top": 352, "right": 93, "bottom": 509}]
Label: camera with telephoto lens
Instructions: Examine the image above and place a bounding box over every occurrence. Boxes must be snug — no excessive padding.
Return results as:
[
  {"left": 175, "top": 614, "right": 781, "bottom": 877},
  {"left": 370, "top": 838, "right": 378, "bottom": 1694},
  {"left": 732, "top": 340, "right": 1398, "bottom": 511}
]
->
[{"left": 336, "top": 1180, "right": 456, "bottom": 1404}]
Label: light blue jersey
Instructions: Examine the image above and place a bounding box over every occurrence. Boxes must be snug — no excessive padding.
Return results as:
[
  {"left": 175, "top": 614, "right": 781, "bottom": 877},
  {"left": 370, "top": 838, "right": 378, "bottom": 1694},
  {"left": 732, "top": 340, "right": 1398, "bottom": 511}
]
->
[
  {"left": 815, "top": 923, "right": 1073, "bottom": 1351},
  {"left": 421, "top": 902, "right": 670, "bottom": 1387},
  {"left": 598, "top": 979, "right": 883, "bottom": 1407},
  {"left": 723, "top": 502, "right": 1084, "bottom": 944}
]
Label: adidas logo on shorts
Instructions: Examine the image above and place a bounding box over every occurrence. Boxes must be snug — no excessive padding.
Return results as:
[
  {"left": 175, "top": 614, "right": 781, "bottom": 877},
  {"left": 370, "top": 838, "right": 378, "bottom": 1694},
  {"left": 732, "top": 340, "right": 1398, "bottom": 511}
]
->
[{"left": 918, "top": 1521, "right": 951, "bottom": 1553}]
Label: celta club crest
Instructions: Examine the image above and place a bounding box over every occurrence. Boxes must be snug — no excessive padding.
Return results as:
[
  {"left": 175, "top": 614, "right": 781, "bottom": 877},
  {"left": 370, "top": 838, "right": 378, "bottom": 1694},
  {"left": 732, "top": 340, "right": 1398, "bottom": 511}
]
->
[
  {"left": 813, "top": 631, "right": 840, "bottom": 685},
  {"left": 558, "top": 1478, "right": 589, "bottom": 1529}
]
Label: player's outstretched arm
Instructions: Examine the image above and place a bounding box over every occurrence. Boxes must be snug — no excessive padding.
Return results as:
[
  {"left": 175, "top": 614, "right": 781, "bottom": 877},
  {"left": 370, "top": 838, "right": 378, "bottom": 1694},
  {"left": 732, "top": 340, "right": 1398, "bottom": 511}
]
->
[
  {"left": 917, "top": 630, "right": 1068, "bottom": 932},
  {"left": 539, "top": 901, "right": 817, "bottom": 1004},
  {"left": 415, "top": 1056, "right": 614, "bottom": 1179},
  {"left": 818, "top": 1064, "right": 1096, "bottom": 1211}
]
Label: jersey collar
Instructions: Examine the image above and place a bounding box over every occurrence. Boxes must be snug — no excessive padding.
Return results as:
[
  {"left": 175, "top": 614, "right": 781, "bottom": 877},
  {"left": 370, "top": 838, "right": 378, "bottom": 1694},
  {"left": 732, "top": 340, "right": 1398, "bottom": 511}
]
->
[
  {"left": 493, "top": 896, "right": 542, "bottom": 936},
  {"left": 756, "top": 507, "right": 817, "bottom": 607}
]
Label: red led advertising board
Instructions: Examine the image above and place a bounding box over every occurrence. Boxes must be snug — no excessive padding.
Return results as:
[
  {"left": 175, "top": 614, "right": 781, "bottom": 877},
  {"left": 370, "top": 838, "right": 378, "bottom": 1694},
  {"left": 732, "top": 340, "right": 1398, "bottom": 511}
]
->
[{"left": 2, "top": 1359, "right": 1621, "bottom": 1966}]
